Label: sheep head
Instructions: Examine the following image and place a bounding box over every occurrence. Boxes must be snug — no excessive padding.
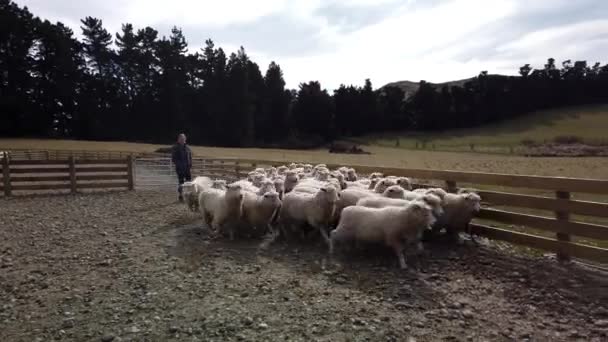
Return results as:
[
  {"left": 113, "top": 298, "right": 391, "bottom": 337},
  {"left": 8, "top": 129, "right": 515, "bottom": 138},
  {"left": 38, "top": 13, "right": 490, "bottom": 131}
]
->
[{"left": 383, "top": 185, "right": 405, "bottom": 199}]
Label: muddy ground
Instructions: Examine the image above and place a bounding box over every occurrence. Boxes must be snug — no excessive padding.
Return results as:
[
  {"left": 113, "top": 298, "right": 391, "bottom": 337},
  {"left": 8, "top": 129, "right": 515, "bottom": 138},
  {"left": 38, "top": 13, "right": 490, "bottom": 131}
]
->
[{"left": 1, "top": 190, "right": 607, "bottom": 342}]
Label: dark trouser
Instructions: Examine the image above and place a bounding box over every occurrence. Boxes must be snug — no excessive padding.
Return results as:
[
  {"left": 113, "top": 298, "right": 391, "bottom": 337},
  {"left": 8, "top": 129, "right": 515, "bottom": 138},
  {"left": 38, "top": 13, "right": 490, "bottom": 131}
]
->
[{"left": 176, "top": 168, "right": 192, "bottom": 195}]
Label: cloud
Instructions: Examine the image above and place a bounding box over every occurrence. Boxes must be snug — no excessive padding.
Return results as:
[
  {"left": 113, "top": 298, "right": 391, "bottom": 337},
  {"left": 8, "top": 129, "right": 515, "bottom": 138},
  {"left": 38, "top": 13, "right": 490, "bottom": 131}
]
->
[{"left": 13, "top": 0, "right": 608, "bottom": 90}]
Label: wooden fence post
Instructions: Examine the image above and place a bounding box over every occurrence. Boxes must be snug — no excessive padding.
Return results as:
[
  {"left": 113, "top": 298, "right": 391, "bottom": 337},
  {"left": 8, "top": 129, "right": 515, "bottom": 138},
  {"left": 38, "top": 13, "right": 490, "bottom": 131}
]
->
[
  {"left": 127, "top": 155, "right": 135, "bottom": 191},
  {"left": 235, "top": 161, "right": 241, "bottom": 179},
  {"left": 68, "top": 156, "right": 77, "bottom": 194},
  {"left": 555, "top": 191, "right": 571, "bottom": 262},
  {"left": 2, "top": 152, "right": 11, "bottom": 196},
  {"left": 446, "top": 180, "right": 457, "bottom": 193},
  {"left": 45, "top": 150, "right": 50, "bottom": 160}
]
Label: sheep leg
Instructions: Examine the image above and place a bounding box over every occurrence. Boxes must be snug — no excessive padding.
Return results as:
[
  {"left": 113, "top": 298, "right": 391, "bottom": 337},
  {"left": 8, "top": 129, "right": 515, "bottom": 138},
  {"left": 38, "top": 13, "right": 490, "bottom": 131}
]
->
[
  {"left": 319, "top": 226, "right": 330, "bottom": 245},
  {"left": 387, "top": 237, "right": 407, "bottom": 269},
  {"left": 466, "top": 223, "right": 479, "bottom": 245}
]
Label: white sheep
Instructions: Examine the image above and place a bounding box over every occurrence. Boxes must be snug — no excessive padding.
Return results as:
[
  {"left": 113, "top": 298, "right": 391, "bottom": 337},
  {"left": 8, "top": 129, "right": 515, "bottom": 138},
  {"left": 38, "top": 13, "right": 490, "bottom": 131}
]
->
[
  {"left": 332, "top": 188, "right": 378, "bottom": 224},
  {"left": 277, "top": 166, "right": 288, "bottom": 175},
  {"left": 373, "top": 178, "right": 398, "bottom": 194},
  {"left": 337, "top": 166, "right": 349, "bottom": 176},
  {"left": 231, "top": 180, "right": 260, "bottom": 194},
  {"left": 382, "top": 185, "right": 406, "bottom": 199},
  {"left": 303, "top": 164, "right": 313, "bottom": 173},
  {"left": 432, "top": 192, "right": 481, "bottom": 241},
  {"left": 356, "top": 196, "right": 410, "bottom": 209},
  {"left": 413, "top": 187, "right": 448, "bottom": 201},
  {"left": 329, "top": 200, "right": 435, "bottom": 269},
  {"left": 329, "top": 171, "right": 347, "bottom": 189},
  {"left": 369, "top": 172, "right": 384, "bottom": 180},
  {"left": 181, "top": 181, "right": 199, "bottom": 211},
  {"left": 257, "top": 179, "right": 276, "bottom": 196},
  {"left": 345, "top": 168, "right": 358, "bottom": 182},
  {"left": 251, "top": 173, "right": 267, "bottom": 188},
  {"left": 240, "top": 191, "right": 282, "bottom": 238},
  {"left": 247, "top": 171, "right": 262, "bottom": 182},
  {"left": 266, "top": 167, "right": 278, "bottom": 179},
  {"left": 199, "top": 184, "right": 245, "bottom": 240},
  {"left": 279, "top": 186, "right": 340, "bottom": 243},
  {"left": 283, "top": 171, "right": 299, "bottom": 193},
  {"left": 396, "top": 177, "right": 413, "bottom": 191},
  {"left": 273, "top": 178, "right": 285, "bottom": 199}
]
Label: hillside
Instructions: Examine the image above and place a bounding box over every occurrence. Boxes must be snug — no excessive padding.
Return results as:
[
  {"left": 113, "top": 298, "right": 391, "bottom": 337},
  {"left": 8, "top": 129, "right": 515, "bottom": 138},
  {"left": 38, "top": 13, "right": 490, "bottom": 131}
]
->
[
  {"left": 381, "top": 77, "right": 473, "bottom": 97},
  {"left": 361, "top": 104, "right": 608, "bottom": 151},
  {"left": 381, "top": 74, "right": 513, "bottom": 98}
]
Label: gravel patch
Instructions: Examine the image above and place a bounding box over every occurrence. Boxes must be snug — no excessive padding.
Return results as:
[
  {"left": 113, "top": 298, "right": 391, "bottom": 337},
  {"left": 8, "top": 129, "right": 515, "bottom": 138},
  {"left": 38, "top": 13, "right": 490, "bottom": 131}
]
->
[{"left": 1, "top": 190, "right": 607, "bottom": 341}]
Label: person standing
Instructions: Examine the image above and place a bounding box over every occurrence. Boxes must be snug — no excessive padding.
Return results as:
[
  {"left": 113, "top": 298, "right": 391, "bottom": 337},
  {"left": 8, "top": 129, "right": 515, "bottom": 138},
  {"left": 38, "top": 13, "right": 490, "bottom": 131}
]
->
[{"left": 171, "top": 133, "right": 192, "bottom": 202}]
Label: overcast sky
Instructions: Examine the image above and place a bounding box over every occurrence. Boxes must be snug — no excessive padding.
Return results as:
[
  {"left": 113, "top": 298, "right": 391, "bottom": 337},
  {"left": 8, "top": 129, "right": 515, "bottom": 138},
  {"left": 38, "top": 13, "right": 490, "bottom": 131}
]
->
[{"left": 14, "top": 0, "right": 608, "bottom": 90}]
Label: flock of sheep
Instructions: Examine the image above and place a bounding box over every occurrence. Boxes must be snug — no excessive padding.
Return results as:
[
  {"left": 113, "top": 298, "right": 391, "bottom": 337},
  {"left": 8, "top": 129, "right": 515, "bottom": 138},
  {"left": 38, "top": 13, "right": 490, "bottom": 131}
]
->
[{"left": 181, "top": 163, "right": 482, "bottom": 269}]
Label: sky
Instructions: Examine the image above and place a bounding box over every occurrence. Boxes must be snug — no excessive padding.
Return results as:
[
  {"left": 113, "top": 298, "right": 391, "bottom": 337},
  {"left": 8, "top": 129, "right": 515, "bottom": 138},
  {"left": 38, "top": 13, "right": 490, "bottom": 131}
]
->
[{"left": 14, "top": 0, "right": 608, "bottom": 90}]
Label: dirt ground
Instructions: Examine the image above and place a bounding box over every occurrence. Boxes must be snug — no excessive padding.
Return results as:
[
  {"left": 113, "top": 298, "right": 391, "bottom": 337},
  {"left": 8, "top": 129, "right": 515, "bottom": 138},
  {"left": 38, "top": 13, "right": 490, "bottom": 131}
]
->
[{"left": 1, "top": 190, "right": 607, "bottom": 342}]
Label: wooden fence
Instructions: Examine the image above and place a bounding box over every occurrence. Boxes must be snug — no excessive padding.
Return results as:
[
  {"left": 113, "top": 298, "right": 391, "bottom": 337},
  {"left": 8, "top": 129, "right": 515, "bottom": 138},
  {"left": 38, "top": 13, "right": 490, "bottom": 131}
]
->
[
  {"left": 188, "top": 157, "right": 608, "bottom": 264},
  {"left": 1, "top": 152, "right": 134, "bottom": 196},
  {"left": 2, "top": 149, "right": 164, "bottom": 161}
]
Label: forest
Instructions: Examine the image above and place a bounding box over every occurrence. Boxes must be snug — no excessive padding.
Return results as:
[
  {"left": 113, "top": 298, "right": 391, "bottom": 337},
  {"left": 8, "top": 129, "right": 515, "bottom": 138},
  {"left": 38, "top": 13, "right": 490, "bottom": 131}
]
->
[{"left": 2, "top": 0, "right": 608, "bottom": 147}]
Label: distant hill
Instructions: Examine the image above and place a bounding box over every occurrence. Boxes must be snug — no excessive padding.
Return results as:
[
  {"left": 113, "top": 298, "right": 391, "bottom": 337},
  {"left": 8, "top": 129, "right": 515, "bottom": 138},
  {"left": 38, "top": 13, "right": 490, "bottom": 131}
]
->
[{"left": 381, "top": 75, "right": 511, "bottom": 98}]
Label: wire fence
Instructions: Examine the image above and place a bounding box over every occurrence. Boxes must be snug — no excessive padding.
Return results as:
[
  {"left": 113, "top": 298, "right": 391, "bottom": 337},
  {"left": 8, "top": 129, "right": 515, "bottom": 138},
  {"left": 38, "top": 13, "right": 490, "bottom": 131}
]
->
[{"left": 134, "top": 158, "right": 242, "bottom": 190}]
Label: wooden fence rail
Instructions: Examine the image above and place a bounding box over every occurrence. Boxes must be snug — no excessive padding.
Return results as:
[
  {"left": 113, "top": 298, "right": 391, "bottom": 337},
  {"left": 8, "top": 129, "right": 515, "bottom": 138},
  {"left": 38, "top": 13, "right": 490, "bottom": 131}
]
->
[
  {"left": 0, "top": 152, "right": 134, "bottom": 196},
  {"left": 189, "top": 156, "right": 608, "bottom": 264}
]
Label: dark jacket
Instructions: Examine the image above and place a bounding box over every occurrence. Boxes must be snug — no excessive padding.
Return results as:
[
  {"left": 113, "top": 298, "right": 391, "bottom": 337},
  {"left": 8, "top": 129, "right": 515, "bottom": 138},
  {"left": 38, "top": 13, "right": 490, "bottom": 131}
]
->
[{"left": 171, "top": 143, "right": 192, "bottom": 172}]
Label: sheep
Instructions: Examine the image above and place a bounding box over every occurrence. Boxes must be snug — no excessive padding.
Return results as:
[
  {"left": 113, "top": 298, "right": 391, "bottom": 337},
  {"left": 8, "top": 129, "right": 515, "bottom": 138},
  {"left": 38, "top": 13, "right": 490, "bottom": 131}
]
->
[
  {"left": 373, "top": 178, "right": 398, "bottom": 194},
  {"left": 266, "top": 167, "right": 278, "bottom": 179},
  {"left": 337, "top": 166, "right": 349, "bottom": 176},
  {"left": 251, "top": 173, "right": 267, "bottom": 188},
  {"left": 396, "top": 177, "right": 413, "bottom": 191},
  {"left": 279, "top": 186, "right": 340, "bottom": 243},
  {"left": 432, "top": 192, "right": 481, "bottom": 242},
  {"left": 383, "top": 185, "right": 406, "bottom": 199},
  {"left": 329, "top": 172, "right": 347, "bottom": 189},
  {"left": 273, "top": 178, "right": 285, "bottom": 199},
  {"left": 368, "top": 178, "right": 381, "bottom": 190},
  {"left": 303, "top": 164, "right": 313, "bottom": 173},
  {"left": 240, "top": 191, "right": 282, "bottom": 238},
  {"left": 199, "top": 184, "right": 245, "bottom": 240},
  {"left": 181, "top": 181, "right": 199, "bottom": 211},
  {"left": 329, "top": 199, "right": 435, "bottom": 269},
  {"left": 283, "top": 171, "right": 299, "bottom": 193},
  {"left": 315, "top": 169, "right": 331, "bottom": 181},
  {"left": 231, "top": 180, "right": 260, "bottom": 194},
  {"left": 212, "top": 179, "right": 227, "bottom": 190},
  {"left": 345, "top": 168, "right": 358, "bottom": 182},
  {"left": 296, "top": 178, "right": 341, "bottom": 192},
  {"left": 254, "top": 167, "right": 266, "bottom": 175},
  {"left": 289, "top": 163, "right": 298, "bottom": 169},
  {"left": 277, "top": 166, "right": 288, "bottom": 175},
  {"left": 257, "top": 179, "right": 276, "bottom": 196},
  {"left": 369, "top": 172, "right": 384, "bottom": 180},
  {"left": 346, "top": 181, "right": 368, "bottom": 190},
  {"left": 247, "top": 171, "right": 261, "bottom": 182},
  {"left": 356, "top": 196, "right": 410, "bottom": 209},
  {"left": 332, "top": 188, "right": 378, "bottom": 224}
]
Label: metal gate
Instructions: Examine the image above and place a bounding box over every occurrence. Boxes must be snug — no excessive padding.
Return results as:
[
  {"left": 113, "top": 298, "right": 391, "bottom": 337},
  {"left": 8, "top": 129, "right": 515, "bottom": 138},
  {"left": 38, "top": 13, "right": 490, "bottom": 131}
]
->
[{"left": 134, "top": 158, "right": 241, "bottom": 190}]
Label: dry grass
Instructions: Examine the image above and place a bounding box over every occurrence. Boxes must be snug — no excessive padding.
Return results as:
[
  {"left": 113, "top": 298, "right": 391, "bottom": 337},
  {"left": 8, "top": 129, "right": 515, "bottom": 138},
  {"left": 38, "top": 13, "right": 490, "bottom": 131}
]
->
[
  {"left": 3, "top": 138, "right": 608, "bottom": 179},
  {"left": 363, "top": 104, "right": 608, "bottom": 150}
]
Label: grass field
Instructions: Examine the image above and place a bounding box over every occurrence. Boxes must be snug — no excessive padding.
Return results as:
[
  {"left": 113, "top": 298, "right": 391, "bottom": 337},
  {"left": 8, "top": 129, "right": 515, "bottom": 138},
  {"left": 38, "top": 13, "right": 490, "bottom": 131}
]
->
[
  {"left": 361, "top": 104, "right": 608, "bottom": 151},
  {"left": 2, "top": 137, "right": 608, "bottom": 179}
]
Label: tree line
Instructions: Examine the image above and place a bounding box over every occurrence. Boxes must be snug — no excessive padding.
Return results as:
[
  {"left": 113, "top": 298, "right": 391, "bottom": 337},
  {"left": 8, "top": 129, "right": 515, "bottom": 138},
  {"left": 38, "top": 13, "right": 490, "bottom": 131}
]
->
[{"left": 2, "top": 0, "right": 608, "bottom": 148}]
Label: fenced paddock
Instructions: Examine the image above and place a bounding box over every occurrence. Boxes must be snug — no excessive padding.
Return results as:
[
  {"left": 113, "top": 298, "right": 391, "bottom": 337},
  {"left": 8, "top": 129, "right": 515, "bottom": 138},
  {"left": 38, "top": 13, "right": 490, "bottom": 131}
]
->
[
  {"left": 2, "top": 151, "right": 608, "bottom": 265},
  {"left": 161, "top": 156, "right": 608, "bottom": 265}
]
